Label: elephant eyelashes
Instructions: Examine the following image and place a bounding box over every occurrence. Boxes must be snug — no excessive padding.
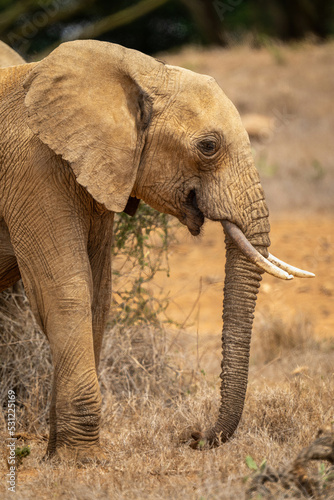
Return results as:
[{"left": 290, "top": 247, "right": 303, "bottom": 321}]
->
[{"left": 197, "top": 138, "right": 219, "bottom": 156}]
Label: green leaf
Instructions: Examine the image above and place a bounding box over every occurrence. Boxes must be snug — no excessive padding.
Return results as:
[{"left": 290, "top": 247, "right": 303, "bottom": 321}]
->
[
  {"left": 15, "top": 446, "right": 30, "bottom": 458},
  {"left": 198, "top": 439, "right": 206, "bottom": 450},
  {"left": 319, "top": 462, "right": 326, "bottom": 475},
  {"left": 245, "top": 455, "right": 258, "bottom": 471}
]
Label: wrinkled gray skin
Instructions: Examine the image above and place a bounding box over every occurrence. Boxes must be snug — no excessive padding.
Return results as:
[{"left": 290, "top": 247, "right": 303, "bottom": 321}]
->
[{"left": 0, "top": 40, "right": 271, "bottom": 462}]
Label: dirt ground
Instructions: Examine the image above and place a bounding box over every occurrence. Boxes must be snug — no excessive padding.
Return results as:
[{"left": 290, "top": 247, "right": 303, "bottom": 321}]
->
[{"left": 152, "top": 215, "right": 333, "bottom": 338}]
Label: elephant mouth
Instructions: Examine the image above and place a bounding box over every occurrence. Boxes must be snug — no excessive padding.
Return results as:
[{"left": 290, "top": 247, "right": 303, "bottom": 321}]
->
[{"left": 183, "top": 189, "right": 205, "bottom": 236}]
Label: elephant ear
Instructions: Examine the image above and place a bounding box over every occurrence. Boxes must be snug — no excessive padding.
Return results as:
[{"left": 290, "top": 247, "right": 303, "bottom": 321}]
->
[{"left": 23, "top": 40, "right": 151, "bottom": 212}]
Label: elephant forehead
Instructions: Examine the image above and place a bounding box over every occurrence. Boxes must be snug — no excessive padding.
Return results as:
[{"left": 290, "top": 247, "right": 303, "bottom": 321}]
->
[{"left": 167, "top": 65, "right": 242, "bottom": 129}]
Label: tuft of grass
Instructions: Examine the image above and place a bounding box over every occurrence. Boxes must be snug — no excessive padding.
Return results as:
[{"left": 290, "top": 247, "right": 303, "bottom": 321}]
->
[
  {"left": 244, "top": 377, "right": 332, "bottom": 446},
  {"left": 252, "top": 312, "right": 317, "bottom": 365},
  {"left": 0, "top": 283, "right": 52, "bottom": 434},
  {"left": 15, "top": 445, "right": 31, "bottom": 467}
]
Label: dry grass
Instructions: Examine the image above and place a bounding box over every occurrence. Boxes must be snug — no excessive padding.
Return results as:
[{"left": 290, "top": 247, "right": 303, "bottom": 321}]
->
[
  {"left": 0, "top": 284, "right": 52, "bottom": 435},
  {"left": 251, "top": 311, "right": 318, "bottom": 365},
  {"left": 1, "top": 285, "right": 333, "bottom": 499}
]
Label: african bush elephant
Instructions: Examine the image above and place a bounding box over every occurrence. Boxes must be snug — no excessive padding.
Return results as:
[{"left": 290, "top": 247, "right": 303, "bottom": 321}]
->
[
  {"left": 0, "top": 40, "right": 25, "bottom": 67},
  {"left": 0, "top": 40, "right": 314, "bottom": 462}
]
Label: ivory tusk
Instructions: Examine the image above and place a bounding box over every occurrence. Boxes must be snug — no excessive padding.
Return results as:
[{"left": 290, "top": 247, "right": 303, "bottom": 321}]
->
[
  {"left": 221, "top": 220, "right": 294, "bottom": 280},
  {"left": 268, "top": 253, "right": 315, "bottom": 278}
]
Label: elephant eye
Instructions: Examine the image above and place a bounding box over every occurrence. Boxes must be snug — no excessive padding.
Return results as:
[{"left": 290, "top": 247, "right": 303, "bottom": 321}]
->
[{"left": 197, "top": 139, "right": 218, "bottom": 156}]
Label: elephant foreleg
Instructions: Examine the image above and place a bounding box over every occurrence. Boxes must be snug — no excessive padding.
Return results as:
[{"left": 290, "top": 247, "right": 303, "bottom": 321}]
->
[
  {"left": 0, "top": 219, "right": 21, "bottom": 292},
  {"left": 88, "top": 212, "right": 114, "bottom": 369},
  {"left": 6, "top": 205, "right": 103, "bottom": 462}
]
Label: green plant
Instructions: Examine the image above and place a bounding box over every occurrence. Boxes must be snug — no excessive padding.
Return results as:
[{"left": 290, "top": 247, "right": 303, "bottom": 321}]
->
[
  {"left": 245, "top": 456, "right": 267, "bottom": 473},
  {"left": 15, "top": 445, "right": 30, "bottom": 467},
  {"left": 255, "top": 34, "right": 286, "bottom": 65},
  {"left": 319, "top": 462, "right": 334, "bottom": 493},
  {"left": 311, "top": 159, "right": 326, "bottom": 181},
  {"left": 112, "top": 202, "right": 173, "bottom": 326}
]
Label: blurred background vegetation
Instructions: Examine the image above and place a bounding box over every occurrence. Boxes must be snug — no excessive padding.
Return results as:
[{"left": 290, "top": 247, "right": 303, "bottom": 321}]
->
[{"left": 1, "top": 0, "right": 334, "bottom": 59}]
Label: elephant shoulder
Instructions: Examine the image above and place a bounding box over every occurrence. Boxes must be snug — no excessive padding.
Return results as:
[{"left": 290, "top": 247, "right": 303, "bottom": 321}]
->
[
  {"left": 0, "top": 41, "right": 25, "bottom": 68},
  {"left": 0, "top": 63, "right": 37, "bottom": 103}
]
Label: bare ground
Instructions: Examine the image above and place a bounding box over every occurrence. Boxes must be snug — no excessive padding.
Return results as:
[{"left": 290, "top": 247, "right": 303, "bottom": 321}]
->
[{"left": 1, "top": 41, "right": 334, "bottom": 499}]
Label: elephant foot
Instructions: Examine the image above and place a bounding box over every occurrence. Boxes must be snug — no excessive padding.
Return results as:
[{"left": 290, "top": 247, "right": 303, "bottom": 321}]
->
[{"left": 44, "top": 444, "right": 109, "bottom": 466}]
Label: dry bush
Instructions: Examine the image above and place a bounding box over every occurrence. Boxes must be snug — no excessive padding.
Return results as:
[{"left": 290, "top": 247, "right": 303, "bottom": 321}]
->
[
  {"left": 0, "top": 283, "right": 52, "bottom": 434},
  {"left": 99, "top": 323, "right": 198, "bottom": 410},
  {"left": 244, "top": 375, "right": 333, "bottom": 448}
]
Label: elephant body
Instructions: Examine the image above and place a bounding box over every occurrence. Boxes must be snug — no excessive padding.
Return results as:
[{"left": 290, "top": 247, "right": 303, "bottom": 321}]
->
[
  {"left": 0, "top": 42, "right": 25, "bottom": 289},
  {"left": 0, "top": 41, "right": 312, "bottom": 461},
  {"left": 0, "top": 40, "right": 25, "bottom": 67}
]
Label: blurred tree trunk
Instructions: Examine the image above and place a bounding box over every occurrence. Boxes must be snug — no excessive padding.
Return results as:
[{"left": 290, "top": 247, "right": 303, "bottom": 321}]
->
[
  {"left": 76, "top": 0, "right": 170, "bottom": 40},
  {"left": 0, "top": 0, "right": 36, "bottom": 33},
  {"left": 2, "top": 0, "right": 96, "bottom": 43},
  {"left": 264, "top": 0, "right": 334, "bottom": 40},
  {"left": 34, "top": 0, "right": 170, "bottom": 59},
  {"left": 180, "top": 0, "right": 227, "bottom": 45}
]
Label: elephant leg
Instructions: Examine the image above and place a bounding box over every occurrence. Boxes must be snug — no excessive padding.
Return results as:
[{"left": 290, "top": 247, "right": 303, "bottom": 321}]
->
[
  {"left": 44, "top": 213, "right": 114, "bottom": 460},
  {"left": 0, "top": 219, "right": 21, "bottom": 292},
  {"left": 88, "top": 212, "right": 114, "bottom": 369},
  {"left": 7, "top": 208, "right": 103, "bottom": 462}
]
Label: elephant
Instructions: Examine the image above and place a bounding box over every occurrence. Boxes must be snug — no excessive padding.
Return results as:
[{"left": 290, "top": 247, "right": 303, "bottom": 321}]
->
[
  {"left": 0, "top": 44, "right": 25, "bottom": 288},
  {"left": 0, "top": 40, "right": 314, "bottom": 462},
  {"left": 0, "top": 40, "right": 25, "bottom": 67}
]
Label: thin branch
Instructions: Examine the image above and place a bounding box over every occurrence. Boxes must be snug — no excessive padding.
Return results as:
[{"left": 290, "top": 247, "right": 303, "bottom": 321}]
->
[
  {"left": 4, "top": 0, "right": 96, "bottom": 41},
  {"left": 0, "top": 0, "right": 37, "bottom": 34},
  {"left": 35, "top": 0, "right": 170, "bottom": 60},
  {"left": 76, "top": 0, "right": 170, "bottom": 40}
]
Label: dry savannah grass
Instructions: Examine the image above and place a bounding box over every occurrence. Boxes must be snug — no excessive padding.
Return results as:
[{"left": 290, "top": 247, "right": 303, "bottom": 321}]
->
[
  {"left": 0, "top": 287, "right": 333, "bottom": 499},
  {"left": 1, "top": 41, "right": 334, "bottom": 499}
]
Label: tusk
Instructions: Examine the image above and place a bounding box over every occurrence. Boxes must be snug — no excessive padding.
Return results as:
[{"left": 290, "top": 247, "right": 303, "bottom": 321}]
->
[
  {"left": 221, "top": 220, "right": 293, "bottom": 280},
  {"left": 268, "top": 253, "right": 315, "bottom": 278}
]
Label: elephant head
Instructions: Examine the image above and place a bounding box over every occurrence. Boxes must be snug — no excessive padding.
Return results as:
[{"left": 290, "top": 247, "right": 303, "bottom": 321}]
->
[{"left": 22, "top": 40, "right": 313, "bottom": 448}]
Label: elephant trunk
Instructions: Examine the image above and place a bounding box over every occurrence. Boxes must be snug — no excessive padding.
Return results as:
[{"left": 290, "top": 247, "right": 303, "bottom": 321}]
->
[
  {"left": 205, "top": 237, "right": 265, "bottom": 444},
  {"left": 197, "top": 217, "right": 314, "bottom": 446},
  {"left": 200, "top": 169, "right": 271, "bottom": 444},
  {"left": 204, "top": 218, "right": 315, "bottom": 445}
]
